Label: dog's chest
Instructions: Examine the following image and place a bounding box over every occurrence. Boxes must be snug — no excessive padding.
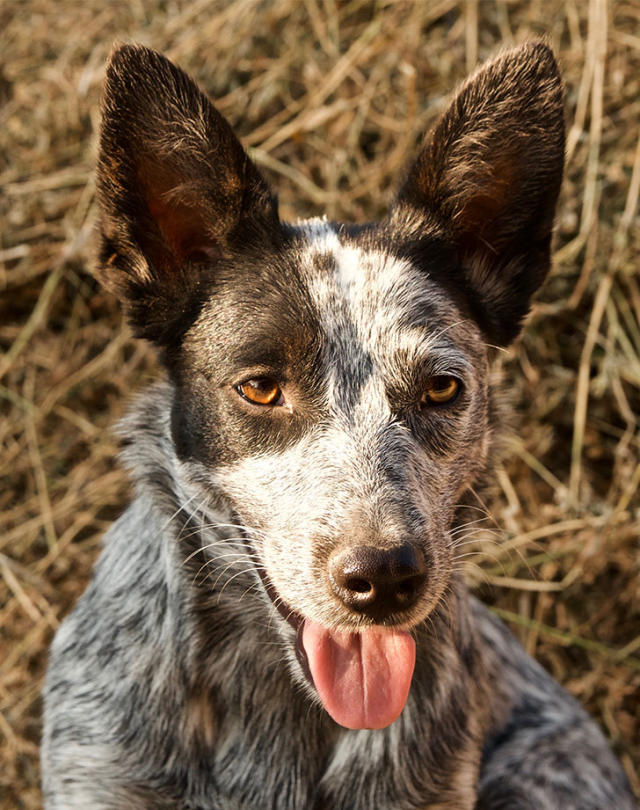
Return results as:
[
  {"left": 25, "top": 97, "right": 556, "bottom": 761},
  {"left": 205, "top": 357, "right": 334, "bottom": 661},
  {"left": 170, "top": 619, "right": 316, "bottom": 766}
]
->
[
  {"left": 176, "top": 638, "right": 478, "bottom": 810},
  {"left": 185, "top": 723, "right": 476, "bottom": 810}
]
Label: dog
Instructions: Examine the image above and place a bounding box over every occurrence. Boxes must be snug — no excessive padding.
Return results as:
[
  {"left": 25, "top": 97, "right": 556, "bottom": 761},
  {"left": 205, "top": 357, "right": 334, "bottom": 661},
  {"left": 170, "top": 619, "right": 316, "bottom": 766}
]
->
[{"left": 41, "top": 42, "right": 637, "bottom": 809}]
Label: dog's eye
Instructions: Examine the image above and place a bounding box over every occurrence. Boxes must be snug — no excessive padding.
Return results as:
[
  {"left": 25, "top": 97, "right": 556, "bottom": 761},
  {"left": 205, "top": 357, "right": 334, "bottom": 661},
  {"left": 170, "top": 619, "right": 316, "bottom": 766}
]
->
[
  {"left": 421, "top": 376, "right": 460, "bottom": 406},
  {"left": 236, "top": 378, "right": 283, "bottom": 407}
]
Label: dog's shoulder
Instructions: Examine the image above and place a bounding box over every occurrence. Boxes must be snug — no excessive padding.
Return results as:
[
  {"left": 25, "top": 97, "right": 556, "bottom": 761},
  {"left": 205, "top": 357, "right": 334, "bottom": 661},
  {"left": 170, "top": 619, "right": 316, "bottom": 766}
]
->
[{"left": 472, "top": 598, "right": 636, "bottom": 809}]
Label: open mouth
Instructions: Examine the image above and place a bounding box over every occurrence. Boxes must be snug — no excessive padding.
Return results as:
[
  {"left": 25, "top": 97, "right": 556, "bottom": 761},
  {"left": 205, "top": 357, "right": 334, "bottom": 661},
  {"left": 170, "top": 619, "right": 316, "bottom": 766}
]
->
[{"left": 256, "top": 562, "right": 417, "bottom": 731}]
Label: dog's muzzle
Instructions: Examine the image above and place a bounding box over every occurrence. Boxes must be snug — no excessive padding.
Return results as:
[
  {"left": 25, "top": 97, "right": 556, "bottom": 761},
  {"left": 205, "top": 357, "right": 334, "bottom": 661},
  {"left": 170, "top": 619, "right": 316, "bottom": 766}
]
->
[{"left": 252, "top": 539, "right": 420, "bottom": 733}]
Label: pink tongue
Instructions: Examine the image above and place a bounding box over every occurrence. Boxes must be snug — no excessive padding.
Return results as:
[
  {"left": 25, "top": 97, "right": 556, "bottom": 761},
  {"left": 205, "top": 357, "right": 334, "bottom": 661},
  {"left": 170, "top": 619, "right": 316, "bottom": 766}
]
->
[{"left": 301, "top": 619, "right": 416, "bottom": 730}]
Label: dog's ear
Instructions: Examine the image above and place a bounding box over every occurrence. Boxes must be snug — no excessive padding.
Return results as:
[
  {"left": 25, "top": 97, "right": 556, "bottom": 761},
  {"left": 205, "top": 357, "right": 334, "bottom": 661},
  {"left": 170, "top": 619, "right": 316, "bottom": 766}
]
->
[
  {"left": 96, "top": 44, "right": 278, "bottom": 345},
  {"left": 389, "top": 42, "right": 565, "bottom": 345}
]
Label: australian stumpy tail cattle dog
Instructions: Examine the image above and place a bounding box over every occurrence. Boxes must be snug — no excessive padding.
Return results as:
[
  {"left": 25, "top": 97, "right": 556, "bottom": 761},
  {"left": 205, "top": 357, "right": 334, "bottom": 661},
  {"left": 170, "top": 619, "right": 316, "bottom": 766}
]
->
[{"left": 41, "top": 41, "right": 637, "bottom": 809}]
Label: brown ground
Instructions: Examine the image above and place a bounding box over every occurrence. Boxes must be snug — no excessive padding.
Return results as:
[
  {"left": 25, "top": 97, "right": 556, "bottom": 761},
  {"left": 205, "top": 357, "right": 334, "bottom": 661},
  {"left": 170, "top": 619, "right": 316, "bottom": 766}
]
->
[{"left": 1, "top": 1, "right": 639, "bottom": 807}]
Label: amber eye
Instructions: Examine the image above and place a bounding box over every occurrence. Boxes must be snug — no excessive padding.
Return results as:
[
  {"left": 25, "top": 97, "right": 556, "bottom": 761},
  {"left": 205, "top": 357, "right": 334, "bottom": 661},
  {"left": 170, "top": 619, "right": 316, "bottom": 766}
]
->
[
  {"left": 421, "top": 375, "right": 460, "bottom": 406},
  {"left": 236, "top": 378, "right": 283, "bottom": 407}
]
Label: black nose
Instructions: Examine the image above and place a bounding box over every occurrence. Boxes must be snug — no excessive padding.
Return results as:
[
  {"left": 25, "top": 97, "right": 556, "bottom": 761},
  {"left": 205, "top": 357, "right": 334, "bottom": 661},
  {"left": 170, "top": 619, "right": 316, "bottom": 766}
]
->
[{"left": 328, "top": 544, "right": 427, "bottom": 620}]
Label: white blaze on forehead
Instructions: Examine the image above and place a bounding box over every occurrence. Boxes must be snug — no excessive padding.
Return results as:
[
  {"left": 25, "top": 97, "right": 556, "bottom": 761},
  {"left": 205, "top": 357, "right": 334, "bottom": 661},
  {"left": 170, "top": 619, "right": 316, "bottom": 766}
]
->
[
  {"left": 299, "top": 219, "right": 432, "bottom": 353},
  {"left": 293, "top": 219, "right": 476, "bottom": 439},
  {"left": 299, "top": 216, "right": 339, "bottom": 245},
  {"left": 296, "top": 220, "right": 459, "bottom": 418}
]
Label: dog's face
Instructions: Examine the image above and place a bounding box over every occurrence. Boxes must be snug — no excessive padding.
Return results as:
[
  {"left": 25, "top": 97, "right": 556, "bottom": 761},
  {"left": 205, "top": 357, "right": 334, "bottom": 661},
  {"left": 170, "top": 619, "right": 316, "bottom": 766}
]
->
[
  {"left": 176, "top": 225, "right": 490, "bottom": 626},
  {"left": 97, "top": 44, "right": 564, "bottom": 730}
]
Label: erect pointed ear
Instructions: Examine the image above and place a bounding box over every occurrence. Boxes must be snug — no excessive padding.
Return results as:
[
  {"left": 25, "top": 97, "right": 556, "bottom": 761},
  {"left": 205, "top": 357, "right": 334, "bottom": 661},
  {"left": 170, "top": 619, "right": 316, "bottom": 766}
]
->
[
  {"left": 389, "top": 42, "right": 565, "bottom": 345},
  {"left": 96, "top": 44, "right": 279, "bottom": 346}
]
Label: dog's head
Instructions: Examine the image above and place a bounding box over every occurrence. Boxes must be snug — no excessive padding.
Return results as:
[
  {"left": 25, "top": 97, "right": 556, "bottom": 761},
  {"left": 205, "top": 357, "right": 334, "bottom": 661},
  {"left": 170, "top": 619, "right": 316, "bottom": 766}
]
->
[{"left": 97, "top": 43, "right": 564, "bottom": 730}]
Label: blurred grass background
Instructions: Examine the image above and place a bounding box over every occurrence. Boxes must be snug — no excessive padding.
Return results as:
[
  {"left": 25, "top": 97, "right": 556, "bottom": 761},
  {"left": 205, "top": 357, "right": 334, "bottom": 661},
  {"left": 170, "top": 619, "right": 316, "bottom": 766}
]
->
[{"left": 1, "top": 0, "right": 639, "bottom": 806}]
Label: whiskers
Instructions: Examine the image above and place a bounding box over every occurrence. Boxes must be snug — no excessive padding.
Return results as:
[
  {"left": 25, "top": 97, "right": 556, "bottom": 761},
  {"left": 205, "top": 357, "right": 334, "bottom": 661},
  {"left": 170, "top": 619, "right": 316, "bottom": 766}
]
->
[
  {"left": 164, "top": 501, "right": 302, "bottom": 641},
  {"left": 448, "top": 504, "right": 505, "bottom": 583},
  {"left": 448, "top": 499, "right": 544, "bottom": 586},
  {"left": 167, "top": 500, "right": 266, "bottom": 597}
]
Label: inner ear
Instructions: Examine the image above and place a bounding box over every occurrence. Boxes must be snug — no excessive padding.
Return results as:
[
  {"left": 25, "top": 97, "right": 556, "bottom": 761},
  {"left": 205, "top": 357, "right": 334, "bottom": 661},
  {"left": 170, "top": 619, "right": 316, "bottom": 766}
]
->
[
  {"left": 144, "top": 179, "right": 222, "bottom": 268},
  {"left": 453, "top": 153, "right": 520, "bottom": 256}
]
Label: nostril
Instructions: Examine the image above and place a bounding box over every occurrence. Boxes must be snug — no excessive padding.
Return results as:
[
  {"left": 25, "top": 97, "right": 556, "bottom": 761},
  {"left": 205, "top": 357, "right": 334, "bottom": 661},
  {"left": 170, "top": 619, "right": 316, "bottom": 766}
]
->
[
  {"left": 345, "top": 577, "right": 372, "bottom": 594},
  {"left": 396, "top": 579, "right": 416, "bottom": 597},
  {"left": 395, "top": 573, "right": 425, "bottom": 603}
]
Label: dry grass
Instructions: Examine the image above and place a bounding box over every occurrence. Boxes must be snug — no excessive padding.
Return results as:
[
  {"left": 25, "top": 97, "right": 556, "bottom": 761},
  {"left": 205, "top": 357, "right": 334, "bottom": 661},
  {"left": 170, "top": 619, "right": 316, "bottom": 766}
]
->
[{"left": 1, "top": 1, "right": 639, "bottom": 806}]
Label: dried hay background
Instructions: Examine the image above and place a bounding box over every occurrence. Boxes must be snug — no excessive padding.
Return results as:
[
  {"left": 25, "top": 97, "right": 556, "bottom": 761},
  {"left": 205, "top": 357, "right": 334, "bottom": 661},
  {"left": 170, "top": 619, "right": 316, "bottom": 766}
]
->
[{"left": 1, "top": 0, "right": 639, "bottom": 806}]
